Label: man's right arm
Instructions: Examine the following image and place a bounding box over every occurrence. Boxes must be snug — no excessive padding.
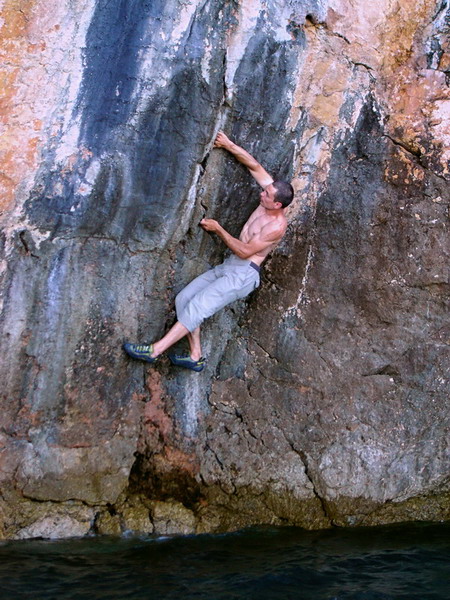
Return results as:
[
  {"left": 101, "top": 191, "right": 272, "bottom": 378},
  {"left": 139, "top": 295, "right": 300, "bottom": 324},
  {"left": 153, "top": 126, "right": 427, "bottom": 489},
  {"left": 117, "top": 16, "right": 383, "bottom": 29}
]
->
[{"left": 214, "top": 131, "right": 274, "bottom": 188}]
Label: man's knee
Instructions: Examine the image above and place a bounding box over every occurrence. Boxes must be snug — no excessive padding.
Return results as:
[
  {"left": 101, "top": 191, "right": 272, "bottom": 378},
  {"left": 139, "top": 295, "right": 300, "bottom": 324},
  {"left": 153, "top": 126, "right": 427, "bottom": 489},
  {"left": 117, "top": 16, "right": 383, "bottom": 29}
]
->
[
  {"left": 175, "top": 288, "right": 188, "bottom": 314},
  {"left": 175, "top": 288, "right": 186, "bottom": 304}
]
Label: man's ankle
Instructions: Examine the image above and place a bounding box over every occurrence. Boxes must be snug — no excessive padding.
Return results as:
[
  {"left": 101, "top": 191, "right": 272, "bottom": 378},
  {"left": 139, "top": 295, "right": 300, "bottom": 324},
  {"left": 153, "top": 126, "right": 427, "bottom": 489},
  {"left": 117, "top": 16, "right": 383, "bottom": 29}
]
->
[{"left": 151, "top": 344, "right": 161, "bottom": 358}]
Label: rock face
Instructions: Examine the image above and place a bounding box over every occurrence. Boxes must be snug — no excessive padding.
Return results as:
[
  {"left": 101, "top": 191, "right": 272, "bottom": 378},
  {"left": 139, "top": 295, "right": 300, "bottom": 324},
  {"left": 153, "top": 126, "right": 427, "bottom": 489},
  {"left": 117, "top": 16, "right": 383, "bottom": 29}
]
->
[{"left": 0, "top": 0, "right": 449, "bottom": 538}]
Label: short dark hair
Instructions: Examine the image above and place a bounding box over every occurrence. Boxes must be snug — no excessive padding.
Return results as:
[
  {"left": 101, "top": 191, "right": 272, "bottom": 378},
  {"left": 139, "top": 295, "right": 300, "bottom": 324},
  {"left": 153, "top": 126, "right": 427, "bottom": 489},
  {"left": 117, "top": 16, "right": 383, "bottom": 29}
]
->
[{"left": 273, "top": 180, "right": 294, "bottom": 208}]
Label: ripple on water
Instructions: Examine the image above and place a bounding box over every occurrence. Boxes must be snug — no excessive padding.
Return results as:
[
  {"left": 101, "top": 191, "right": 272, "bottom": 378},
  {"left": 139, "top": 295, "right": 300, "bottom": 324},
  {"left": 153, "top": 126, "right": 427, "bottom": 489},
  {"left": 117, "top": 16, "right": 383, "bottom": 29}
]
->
[{"left": 0, "top": 521, "right": 449, "bottom": 600}]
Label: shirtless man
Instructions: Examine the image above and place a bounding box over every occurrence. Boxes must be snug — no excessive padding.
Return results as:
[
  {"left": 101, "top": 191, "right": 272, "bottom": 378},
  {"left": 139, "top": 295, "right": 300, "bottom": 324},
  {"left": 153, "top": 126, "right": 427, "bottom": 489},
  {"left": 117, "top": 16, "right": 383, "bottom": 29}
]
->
[{"left": 123, "top": 131, "right": 294, "bottom": 371}]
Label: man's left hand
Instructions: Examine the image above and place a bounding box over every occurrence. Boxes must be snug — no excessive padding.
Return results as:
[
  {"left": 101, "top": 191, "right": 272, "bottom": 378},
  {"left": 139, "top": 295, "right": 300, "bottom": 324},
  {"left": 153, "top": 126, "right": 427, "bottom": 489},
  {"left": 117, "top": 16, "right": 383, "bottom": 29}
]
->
[
  {"left": 200, "top": 218, "right": 220, "bottom": 232},
  {"left": 214, "top": 131, "right": 233, "bottom": 150}
]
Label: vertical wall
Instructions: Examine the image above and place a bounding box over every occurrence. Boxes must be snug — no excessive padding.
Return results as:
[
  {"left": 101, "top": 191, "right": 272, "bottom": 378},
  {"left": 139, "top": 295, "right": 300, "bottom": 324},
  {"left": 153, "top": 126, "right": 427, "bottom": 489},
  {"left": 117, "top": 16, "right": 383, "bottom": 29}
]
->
[{"left": 0, "top": 0, "right": 448, "bottom": 538}]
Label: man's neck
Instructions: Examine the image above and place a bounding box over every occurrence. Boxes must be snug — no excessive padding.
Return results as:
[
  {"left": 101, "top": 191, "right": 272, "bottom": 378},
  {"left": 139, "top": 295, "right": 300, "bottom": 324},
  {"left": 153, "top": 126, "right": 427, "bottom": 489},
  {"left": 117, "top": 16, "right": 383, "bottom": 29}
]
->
[{"left": 262, "top": 206, "right": 285, "bottom": 218}]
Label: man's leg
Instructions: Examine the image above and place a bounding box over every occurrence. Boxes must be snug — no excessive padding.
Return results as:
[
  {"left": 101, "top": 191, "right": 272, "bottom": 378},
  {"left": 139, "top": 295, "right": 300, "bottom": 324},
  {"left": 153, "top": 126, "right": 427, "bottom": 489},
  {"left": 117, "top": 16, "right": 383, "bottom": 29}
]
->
[
  {"left": 148, "top": 325, "right": 202, "bottom": 361},
  {"left": 186, "top": 327, "right": 202, "bottom": 361},
  {"left": 151, "top": 321, "right": 190, "bottom": 357},
  {"left": 123, "top": 320, "right": 190, "bottom": 363},
  {"left": 124, "top": 259, "right": 258, "bottom": 368},
  {"left": 175, "top": 268, "right": 218, "bottom": 320},
  {"left": 123, "top": 269, "right": 215, "bottom": 365},
  {"left": 176, "top": 261, "right": 259, "bottom": 335}
]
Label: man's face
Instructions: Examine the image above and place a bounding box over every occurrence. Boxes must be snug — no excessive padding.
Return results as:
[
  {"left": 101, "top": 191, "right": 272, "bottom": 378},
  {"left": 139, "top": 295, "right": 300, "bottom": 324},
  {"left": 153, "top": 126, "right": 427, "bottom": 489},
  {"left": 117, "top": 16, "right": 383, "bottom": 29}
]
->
[{"left": 260, "top": 184, "right": 280, "bottom": 210}]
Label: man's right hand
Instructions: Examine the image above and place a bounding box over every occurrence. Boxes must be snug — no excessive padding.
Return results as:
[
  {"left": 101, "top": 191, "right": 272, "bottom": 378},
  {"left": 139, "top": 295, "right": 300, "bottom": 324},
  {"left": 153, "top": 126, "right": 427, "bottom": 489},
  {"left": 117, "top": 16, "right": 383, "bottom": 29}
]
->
[{"left": 200, "top": 218, "right": 220, "bottom": 233}]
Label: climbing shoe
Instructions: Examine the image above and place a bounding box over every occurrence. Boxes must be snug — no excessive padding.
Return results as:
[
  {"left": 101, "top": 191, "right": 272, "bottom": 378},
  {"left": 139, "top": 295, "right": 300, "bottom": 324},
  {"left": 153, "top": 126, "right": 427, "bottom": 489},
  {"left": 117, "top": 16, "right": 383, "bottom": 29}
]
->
[
  {"left": 168, "top": 353, "right": 206, "bottom": 372},
  {"left": 123, "top": 342, "right": 158, "bottom": 363}
]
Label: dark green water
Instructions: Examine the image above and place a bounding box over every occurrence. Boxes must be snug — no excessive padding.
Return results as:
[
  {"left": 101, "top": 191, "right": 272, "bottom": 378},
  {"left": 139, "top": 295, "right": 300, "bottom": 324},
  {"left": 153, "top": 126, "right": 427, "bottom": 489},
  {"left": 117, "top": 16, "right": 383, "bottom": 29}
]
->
[{"left": 0, "top": 522, "right": 448, "bottom": 600}]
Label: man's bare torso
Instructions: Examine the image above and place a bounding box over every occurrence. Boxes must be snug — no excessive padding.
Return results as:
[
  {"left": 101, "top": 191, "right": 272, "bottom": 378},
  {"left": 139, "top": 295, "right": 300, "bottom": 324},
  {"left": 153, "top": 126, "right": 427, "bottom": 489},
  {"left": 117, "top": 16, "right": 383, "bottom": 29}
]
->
[{"left": 239, "top": 205, "right": 288, "bottom": 266}]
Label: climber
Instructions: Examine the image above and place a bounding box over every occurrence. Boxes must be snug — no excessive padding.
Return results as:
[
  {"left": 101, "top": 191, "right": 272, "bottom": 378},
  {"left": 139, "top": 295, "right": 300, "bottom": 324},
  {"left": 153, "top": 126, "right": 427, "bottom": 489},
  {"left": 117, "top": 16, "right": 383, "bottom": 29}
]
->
[{"left": 123, "top": 131, "right": 294, "bottom": 371}]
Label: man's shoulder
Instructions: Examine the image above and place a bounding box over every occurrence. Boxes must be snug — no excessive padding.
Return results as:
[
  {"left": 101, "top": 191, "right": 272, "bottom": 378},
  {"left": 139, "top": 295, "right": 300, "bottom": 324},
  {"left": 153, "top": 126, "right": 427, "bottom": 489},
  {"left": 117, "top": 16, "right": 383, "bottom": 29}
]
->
[
  {"left": 267, "top": 213, "right": 288, "bottom": 230},
  {"left": 260, "top": 215, "right": 287, "bottom": 242},
  {"left": 246, "top": 205, "right": 265, "bottom": 221}
]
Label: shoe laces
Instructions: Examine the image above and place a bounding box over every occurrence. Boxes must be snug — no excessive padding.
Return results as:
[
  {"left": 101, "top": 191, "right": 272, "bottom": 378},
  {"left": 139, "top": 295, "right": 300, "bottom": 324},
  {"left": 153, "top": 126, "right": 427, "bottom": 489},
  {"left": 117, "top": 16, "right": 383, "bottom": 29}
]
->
[{"left": 135, "top": 344, "right": 152, "bottom": 352}]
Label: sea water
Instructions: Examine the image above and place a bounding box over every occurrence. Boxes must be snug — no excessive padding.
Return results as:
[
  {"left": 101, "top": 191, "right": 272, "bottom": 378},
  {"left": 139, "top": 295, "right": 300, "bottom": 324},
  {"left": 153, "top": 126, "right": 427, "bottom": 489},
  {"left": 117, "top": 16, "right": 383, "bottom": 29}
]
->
[{"left": 0, "top": 521, "right": 448, "bottom": 599}]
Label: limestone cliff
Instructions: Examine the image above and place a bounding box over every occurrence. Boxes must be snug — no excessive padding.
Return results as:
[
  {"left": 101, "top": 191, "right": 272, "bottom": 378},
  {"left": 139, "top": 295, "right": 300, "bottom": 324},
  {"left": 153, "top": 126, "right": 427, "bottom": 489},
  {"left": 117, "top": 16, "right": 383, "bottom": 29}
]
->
[{"left": 0, "top": 0, "right": 448, "bottom": 539}]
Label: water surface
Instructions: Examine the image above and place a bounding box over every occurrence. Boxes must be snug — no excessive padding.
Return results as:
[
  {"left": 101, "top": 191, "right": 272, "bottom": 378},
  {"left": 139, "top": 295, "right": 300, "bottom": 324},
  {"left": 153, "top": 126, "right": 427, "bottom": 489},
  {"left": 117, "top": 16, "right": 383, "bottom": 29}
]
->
[{"left": 0, "top": 521, "right": 448, "bottom": 599}]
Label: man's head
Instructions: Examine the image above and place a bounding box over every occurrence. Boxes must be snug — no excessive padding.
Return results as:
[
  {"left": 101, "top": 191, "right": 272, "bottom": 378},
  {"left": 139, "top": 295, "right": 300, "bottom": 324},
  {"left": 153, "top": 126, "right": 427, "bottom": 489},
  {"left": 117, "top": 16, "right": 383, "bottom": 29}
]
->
[
  {"left": 272, "top": 181, "right": 294, "bottom": 208},
  {"left": 261, "top": 181, "right": 294, "bottom": 210}
]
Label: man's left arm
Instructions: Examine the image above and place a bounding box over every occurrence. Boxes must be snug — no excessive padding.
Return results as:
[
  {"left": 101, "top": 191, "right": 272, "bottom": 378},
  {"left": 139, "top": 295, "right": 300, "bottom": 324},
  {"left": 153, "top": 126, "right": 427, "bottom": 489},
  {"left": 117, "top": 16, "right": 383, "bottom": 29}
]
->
[
  {"left": 214, "top": 132, "right": 273, "bottom": 189},
  {"left": 200, "top": 218, "right": 284, "bottom": 259}
]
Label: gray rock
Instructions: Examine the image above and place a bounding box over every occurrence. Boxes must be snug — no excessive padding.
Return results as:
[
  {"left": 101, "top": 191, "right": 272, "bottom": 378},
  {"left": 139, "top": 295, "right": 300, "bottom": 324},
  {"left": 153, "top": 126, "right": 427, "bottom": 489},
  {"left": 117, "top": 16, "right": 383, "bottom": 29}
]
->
[{"left": 0, "top": 0, "right": 449, "bottom": 538}]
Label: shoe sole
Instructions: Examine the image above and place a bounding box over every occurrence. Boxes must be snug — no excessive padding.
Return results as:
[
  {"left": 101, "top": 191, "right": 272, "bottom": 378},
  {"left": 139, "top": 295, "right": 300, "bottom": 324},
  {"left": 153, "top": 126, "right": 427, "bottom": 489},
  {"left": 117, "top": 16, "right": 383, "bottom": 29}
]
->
[{"left": 168, "top": 355, "right": 205, "bottom": 372}]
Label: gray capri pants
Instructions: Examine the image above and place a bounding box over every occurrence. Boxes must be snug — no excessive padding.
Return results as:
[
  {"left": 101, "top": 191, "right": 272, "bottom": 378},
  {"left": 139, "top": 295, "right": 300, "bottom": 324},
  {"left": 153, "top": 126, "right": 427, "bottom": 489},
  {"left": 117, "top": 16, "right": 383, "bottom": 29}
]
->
[{"left": 175, "top": 255, "right": 260, "bottom": 332}]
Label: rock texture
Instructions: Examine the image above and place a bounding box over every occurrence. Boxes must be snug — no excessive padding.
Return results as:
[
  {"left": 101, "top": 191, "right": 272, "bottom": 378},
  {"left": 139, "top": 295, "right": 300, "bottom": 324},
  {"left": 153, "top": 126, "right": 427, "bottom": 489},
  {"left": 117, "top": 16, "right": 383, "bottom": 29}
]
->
[{"left": 0, "top": 0, "right": 449, "bottom": 539}]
